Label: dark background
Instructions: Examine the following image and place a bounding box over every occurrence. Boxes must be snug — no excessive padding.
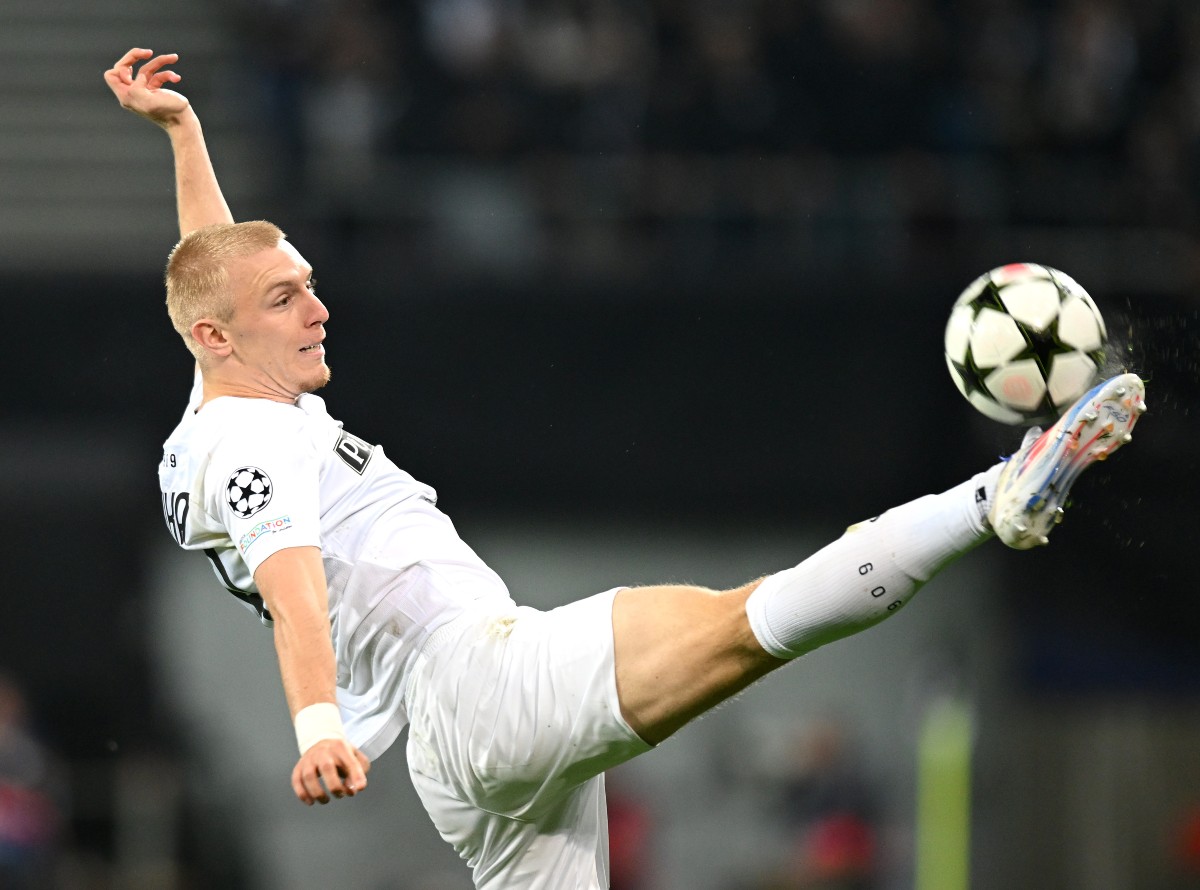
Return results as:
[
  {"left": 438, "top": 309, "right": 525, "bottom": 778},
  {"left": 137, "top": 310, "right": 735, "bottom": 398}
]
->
[{"left": 3, "top": 0, "right": 1200, "bottom": 881}]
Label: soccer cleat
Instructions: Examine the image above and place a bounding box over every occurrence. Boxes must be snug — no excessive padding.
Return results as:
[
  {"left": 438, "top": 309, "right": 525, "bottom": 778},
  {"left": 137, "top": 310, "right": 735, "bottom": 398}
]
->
[{"left": 989, "top": 372, "right": 1147, "bottom": 549}]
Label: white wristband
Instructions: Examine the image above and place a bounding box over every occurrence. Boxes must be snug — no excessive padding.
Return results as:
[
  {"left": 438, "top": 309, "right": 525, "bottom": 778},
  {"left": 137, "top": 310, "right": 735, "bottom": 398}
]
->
[{"left": 293, "top": 702, "right": 347, "bottom": 755}]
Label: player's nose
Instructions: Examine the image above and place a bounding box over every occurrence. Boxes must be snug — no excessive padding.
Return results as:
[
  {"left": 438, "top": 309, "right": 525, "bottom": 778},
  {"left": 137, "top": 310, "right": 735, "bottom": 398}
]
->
[{"left": 308, "top": 292, "right": 329, "bottom": 325}]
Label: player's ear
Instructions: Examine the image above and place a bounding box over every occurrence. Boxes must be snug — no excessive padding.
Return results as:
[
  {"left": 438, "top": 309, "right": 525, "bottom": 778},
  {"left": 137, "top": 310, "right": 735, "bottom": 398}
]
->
[{"left": 191, "top": 318, "right": 233, "bottom": 358}]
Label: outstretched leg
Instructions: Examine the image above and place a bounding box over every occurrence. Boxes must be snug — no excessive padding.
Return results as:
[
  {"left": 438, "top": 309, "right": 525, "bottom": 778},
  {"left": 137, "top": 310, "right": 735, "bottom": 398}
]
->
[
  {"left": 612, "top": 372, "right": 1147, "bottom": 745},
  {"left": 612, "top": 463, "right": 998, "bottom": 743}
]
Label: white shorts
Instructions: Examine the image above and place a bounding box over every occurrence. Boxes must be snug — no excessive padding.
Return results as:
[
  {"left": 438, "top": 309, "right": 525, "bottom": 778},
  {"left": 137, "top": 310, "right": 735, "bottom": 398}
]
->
[{"left": 404, "top": 587, "right": 651, "bottom": 890}]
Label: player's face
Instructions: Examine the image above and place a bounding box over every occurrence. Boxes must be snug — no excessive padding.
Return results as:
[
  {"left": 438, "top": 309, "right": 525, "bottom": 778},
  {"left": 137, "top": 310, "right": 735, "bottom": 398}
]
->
[{"left": 224, "top": 240, "right": 330, "bottom": 399}]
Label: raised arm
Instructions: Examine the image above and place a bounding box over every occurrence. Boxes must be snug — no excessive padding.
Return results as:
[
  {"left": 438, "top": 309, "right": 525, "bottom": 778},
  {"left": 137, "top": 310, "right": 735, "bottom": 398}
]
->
[{"left": 104, "top": 48, "right": 234, "bottom": 236}]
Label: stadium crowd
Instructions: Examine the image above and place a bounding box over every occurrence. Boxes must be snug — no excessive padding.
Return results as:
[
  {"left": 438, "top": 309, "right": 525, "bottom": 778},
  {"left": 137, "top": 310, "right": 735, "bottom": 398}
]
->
[{"left": 223, "top": 0, "right": 1200, "bottom": 237}]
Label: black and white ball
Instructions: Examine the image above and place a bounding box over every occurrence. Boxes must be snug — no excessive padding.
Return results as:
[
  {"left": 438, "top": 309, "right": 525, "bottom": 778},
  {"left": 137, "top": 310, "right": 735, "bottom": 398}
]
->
[
  {"left": 226, "top": 467, "right": 273, "bottom": 518},
  {"left": 944, "top": 263, "right": 1108, "bottom": 425}
]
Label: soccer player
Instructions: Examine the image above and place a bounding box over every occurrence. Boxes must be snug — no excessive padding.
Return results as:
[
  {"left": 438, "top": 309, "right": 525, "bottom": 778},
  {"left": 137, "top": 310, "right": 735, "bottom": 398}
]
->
[{"left": 106, "top": 48, "right": 1147, "bottom": 890}]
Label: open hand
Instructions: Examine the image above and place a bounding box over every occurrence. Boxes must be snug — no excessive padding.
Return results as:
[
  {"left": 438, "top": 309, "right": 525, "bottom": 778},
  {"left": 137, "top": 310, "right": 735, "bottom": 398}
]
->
[{"left": 103, "top": 48, "right": 189, "bottom": 128}]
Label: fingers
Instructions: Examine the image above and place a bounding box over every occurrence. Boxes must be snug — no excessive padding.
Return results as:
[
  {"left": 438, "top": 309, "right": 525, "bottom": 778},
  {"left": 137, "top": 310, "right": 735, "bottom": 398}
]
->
[
  {"left": 139, "top": 52, "right": 180, "bottom": 86},
  {"left": 292, "top": 757, "right": 327, "bottom": 805},
  {"left": 104, "top": 48, "right": 179, "bottom": 89},
  {"left": 290, "top": 740, "right": 370, "bottom": 806},
  {"left": 148, "top": 69, "right": 183, "bottom": 90},
  {"left": 107, "top": 47, "right": 153, "bottom": 86},
  {"left": 115, "top": 47, "right": 154, "bottom": 69},
  {"left": 116, "top": 47, "right": 154, "bottom": 64}
]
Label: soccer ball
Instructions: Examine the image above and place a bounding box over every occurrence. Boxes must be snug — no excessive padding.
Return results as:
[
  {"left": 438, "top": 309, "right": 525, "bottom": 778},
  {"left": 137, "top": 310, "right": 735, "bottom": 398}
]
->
[{"left": 944, "top": 263, "right": 1108, "bottom": 425}]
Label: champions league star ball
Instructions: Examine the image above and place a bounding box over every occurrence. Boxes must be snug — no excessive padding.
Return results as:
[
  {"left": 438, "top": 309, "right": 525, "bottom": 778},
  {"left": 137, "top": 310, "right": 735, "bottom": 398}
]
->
[
  {"left": 944, "top": 263, "right": 1109, "bottom": 425},
  {"left": 226, "top": 466, "right": 273, "bottom": 519}
]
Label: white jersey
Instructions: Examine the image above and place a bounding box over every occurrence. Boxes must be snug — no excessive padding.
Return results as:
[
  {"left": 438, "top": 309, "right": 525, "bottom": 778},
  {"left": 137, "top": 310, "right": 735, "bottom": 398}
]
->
[{"left": 158, "top": 372, "right": 515, "bottom": 758}]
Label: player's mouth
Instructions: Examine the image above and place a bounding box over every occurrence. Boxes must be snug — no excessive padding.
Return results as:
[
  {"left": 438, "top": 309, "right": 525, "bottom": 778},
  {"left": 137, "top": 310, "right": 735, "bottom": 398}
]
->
[{"left": 300, "top": 342, "right": 324, "bottom": 355}]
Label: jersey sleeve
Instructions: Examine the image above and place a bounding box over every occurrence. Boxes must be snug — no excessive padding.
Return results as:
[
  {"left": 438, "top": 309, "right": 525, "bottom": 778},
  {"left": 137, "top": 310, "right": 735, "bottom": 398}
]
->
[{"left": 205, "top": 421, "right": 323, "bottom": 577}]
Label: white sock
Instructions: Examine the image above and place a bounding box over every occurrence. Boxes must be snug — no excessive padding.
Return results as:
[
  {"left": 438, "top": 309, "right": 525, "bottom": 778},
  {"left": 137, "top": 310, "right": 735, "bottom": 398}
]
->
[{"left": 745, "top": 464, "right": 1002, "bottom": 659}]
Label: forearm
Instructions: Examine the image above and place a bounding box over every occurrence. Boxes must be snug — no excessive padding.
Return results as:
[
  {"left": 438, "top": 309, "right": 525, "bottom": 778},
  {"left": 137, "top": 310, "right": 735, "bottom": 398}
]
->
[
  {"left": 263, "top": 578, "right": 368, "bottom": 803},
  {"left": 277, "top": 610, "right": 369, "bottom": 804},
  {"left": 272, "top": 608, "right": 339, "bottom": 720},
  {"left": 254, "top": 547, "right": 368, "bottom": 802},
  {"left": 255, "top": 548, "right": 341, "bottom": 723},
  {"left": 166, "top": 106, "right": 233, "bottom": 235}
]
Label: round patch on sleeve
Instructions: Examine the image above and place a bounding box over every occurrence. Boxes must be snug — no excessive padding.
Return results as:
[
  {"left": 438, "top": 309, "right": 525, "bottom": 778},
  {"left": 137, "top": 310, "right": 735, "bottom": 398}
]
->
[{"left": 226, "top": 466, "right": 273, "bottom": 518}]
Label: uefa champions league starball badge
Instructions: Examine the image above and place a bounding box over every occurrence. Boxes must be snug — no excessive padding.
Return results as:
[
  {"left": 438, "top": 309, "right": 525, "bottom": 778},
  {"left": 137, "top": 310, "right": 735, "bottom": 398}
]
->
[{"left": 226, "top": 466, "right": 273, "bottom": 518}]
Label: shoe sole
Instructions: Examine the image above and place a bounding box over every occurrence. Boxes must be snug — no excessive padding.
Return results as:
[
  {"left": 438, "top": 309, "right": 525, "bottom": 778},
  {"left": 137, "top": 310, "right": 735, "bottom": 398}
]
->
[{"left": 992, "top": 372, "right": 1147, "bottom": 549}]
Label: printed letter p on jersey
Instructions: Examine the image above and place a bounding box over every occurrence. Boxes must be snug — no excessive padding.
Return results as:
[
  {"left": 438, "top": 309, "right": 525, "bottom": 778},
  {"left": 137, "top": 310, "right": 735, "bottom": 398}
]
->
[{"left": 334, "top": 430, "right": 375, "bottom": 475}]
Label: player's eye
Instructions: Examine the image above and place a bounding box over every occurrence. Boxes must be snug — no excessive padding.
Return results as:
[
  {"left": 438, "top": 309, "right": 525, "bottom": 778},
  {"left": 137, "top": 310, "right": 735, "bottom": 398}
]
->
[{"left": 306, "top": 277, "right": 317, "bottom": 291}]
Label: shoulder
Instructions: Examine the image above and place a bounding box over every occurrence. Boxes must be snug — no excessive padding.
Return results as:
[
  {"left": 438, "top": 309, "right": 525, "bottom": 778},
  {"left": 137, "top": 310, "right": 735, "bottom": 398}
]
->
[
  {"left": 200, "top": 403, "right": 327, "bottom": 523},
  {"left": 205, "top": 398, "right": 313, "bottom": 440},
  {"left": 194, "top": 399, "right": 325, "bottom": 478}
]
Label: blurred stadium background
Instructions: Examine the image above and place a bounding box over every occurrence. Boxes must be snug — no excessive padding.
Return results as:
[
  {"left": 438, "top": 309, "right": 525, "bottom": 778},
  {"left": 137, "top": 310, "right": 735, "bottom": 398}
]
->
[{"left": 4, "top": 0, "right": 1200, "bottom": 887}]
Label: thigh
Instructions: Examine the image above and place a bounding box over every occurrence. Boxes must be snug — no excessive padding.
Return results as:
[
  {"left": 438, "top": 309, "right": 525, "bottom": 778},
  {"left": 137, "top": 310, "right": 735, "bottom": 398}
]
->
[{"left": 611, "top": 581, "right": 784, "bottom": 745}]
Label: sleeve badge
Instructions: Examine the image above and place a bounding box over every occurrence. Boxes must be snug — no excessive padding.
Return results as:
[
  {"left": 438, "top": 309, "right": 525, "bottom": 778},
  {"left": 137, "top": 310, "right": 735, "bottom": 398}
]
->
[{"left": 226, "top": 466, "right": 273, "bottom": 518}]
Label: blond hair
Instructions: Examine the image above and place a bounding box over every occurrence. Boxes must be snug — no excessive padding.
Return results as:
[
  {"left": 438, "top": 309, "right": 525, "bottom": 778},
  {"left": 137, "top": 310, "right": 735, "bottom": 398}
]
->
[{"left": 164, "top": 221, "right": 286, "bottom": 362}]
